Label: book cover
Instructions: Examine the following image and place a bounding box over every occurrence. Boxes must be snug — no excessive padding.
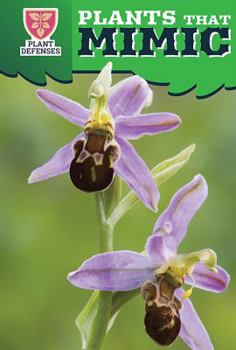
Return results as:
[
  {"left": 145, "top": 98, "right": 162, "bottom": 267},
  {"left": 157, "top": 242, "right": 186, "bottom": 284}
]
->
[{"left": 1, "top": 1, "right": 235, "bottom": 350}]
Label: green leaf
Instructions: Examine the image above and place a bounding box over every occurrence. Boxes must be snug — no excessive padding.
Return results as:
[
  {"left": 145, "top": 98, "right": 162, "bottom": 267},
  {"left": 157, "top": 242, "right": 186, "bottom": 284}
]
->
[
  {"left": 108, "top": 144, "right": 196, "bottom": 226},
  {"left": 77, "top": 291, "right": 119, "bottom": 349},
  {"left": 151, "top": 144, "right": 196, "bottom": 184},
  {"left": 76, "top": 289, "right": 140, "bottom": 347},
  {"left": 76, "top": 291, "right": 100, "bottom": 349}
]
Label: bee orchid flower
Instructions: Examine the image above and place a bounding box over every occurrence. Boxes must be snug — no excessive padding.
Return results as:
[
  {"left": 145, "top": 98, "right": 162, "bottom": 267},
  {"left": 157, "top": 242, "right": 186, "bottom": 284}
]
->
[
  {"left": 28, "top": 63, "right": 181, "bottom": 210},
  {"left": 68, "top": 175, "right": 230, "bottom": 349}
]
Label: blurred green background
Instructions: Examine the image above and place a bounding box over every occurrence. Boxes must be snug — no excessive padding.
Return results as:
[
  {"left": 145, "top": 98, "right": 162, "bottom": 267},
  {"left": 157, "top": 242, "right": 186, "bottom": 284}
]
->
[{"left": 0, "top": 73, "right": 235, "bottom": 350}]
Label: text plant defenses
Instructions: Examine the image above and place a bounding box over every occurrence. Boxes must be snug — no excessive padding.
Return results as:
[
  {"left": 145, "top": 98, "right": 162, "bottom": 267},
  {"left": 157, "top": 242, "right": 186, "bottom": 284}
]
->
[{"left": 77, "top": 10, "right": 232, "bottom": 58}]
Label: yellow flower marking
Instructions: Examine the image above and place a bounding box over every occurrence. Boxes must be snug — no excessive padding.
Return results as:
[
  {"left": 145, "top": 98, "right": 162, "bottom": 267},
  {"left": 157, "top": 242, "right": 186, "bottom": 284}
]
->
[{"left": 155, "top": 249, "right": 218, "bottom": 299}]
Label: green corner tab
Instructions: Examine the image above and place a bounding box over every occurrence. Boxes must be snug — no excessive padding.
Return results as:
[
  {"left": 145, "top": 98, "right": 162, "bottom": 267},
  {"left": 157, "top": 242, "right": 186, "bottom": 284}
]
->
[{"left": 1, "top": 0, "right": 72, "bottom": 85}]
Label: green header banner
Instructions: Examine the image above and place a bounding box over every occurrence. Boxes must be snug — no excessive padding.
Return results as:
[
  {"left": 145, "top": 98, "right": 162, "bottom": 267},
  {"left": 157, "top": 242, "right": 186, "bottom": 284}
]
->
[{"left": 1, "top": 0, "right": 235, "bottom": 98}]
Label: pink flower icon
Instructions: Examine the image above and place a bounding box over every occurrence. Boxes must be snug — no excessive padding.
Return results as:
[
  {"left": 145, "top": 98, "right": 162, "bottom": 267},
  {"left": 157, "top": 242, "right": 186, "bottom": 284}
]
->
[{"left": 24, "top": 9, "right": 58, "bottom": 40}]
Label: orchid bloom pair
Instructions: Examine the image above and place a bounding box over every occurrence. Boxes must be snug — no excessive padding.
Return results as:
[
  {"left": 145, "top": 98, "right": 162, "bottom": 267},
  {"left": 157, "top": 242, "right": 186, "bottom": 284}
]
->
[
  {"left": 68, "top": 175, "right": 230, "bottom": 349},
  {"left": 28, "top": 63, "right": 180, "bottom": 210},
  {"left": 28, "top": 64, "right": 229, "bottom": 350}
]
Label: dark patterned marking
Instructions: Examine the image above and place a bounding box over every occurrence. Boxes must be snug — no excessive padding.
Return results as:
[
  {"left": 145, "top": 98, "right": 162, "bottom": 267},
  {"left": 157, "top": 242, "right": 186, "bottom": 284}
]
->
[
  {"left": 141, "top": 277, "right": 182, "bottom": 346},
  {"left": 69, "top": 131, "right": 120, "bottom": 192}
]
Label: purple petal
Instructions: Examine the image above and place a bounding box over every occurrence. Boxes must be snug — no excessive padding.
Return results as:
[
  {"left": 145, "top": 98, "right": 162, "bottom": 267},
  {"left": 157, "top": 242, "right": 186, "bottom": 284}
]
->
[
  {"left": 175, "top": 288, "right": 214, "bottom": 350},
  {"left": 185, "top": 263, "right": 230, "bottom": 293},
  {"left": 145, "top": 235, "right": 174, "bottom": 264},
  {"left": 68, "top": 251, "right": 156, "bottom": 291},
  {"left": 115, "top": 113, "right": 181, "bottom": 140},
  {"left": 154, "top": 175, "right": 208, "bottom": 253},
  {"left": 28, "top": 133, "right": 84, "bottom": 183},
  {"left": 114, "top": 137, "right": 159, "bottom": 210},
  {"left": 37, "top": 89, "right": 89, "bottom": 127},
  {"left": 108, "top": 75, "right": 153, "bottom": 117}
]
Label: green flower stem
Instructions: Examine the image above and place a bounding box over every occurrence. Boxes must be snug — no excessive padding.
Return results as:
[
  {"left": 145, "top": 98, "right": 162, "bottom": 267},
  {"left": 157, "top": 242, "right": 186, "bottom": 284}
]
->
[
  {"left": 85, "top": 193, "right": 113, "bottom": 350},
  {"left": 95, "top": 192, "right": 113, "bottom": 252}
]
